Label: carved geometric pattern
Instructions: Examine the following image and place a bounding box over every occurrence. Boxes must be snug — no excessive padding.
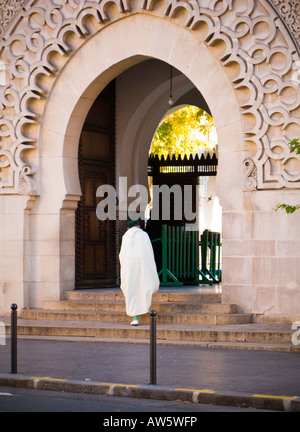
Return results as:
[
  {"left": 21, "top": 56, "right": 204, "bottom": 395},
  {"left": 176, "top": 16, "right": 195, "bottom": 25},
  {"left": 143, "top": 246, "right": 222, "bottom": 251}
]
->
[
  {"left": 269, "top": 0, "right": 300, "bottom": 51},
  {"left": 0, "top": 0, "right": 28, "bottom": 38},
  {"left": 0, "top": 0, "right": 299, "bottom": 194}
]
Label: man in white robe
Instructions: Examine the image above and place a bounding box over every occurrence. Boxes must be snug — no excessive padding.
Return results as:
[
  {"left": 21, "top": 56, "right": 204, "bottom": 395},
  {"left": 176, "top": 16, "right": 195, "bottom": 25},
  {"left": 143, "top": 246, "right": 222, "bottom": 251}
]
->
[{"left": 119, "top": 220, "right": 160, "bottom": 326}]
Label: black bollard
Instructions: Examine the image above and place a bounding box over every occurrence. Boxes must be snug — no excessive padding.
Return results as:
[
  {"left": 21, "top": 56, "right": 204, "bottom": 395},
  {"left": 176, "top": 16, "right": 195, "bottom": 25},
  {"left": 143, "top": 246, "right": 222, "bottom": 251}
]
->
[
  {"left": 11, "top": 304, "right": 18, "bottom": 374},
  {"left": 150, "top": 310, "right": 157, "bottom": 385}
]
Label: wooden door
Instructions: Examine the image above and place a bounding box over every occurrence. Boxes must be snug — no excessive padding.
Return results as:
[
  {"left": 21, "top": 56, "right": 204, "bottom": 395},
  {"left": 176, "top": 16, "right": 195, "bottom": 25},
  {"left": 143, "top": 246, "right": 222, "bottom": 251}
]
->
[{"left": 75, "top": 82, "right": 116, "bottom": 288}]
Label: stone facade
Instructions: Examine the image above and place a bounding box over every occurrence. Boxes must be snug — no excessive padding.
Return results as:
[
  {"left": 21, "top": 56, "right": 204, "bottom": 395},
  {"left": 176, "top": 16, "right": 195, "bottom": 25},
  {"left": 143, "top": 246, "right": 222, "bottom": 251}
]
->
[{"left": 0, "top": 0, "right": 300, "bottom": 323}]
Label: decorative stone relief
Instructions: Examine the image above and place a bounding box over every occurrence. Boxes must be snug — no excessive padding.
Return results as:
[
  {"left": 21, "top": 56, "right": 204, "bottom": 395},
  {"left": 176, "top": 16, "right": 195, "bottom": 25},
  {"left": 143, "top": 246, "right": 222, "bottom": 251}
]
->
[
  {"left": 269, "top": 0, "right": 300, "bottom": 50},
  {"left": 0, "top": 0, "right": 299, "bottom": 194},
  {"left": 0, "top": 0, "right": 28, "bottom": 38},
  {"left": 243, "top": 158, "right": 258, "bottom": 192}
]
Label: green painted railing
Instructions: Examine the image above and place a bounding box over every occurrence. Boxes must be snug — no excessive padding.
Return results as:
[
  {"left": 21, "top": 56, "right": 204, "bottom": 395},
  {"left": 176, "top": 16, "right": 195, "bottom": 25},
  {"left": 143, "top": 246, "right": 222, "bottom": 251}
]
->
[
  {"left": 152, "top": 225, "right": 221, "bottom": 287},
  {"left": 200, "top": 229, "right": 222, "bottom": 284}
]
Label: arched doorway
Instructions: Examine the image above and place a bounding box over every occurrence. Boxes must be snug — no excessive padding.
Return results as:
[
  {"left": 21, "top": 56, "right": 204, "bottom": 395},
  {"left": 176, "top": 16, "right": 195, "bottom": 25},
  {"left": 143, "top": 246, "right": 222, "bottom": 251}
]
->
[
  {"left": 75, "top": 60, "right": 220, "bottom": 289},
  {"left": 148, "top": 104, "right": 220, "bottom": 231}
]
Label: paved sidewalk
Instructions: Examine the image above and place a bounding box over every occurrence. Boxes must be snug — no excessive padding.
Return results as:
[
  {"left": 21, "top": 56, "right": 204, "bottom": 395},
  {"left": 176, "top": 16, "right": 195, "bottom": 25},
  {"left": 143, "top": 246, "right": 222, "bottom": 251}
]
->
[{"left": 0, "top": 337, "right": 300, "bottom": 411}]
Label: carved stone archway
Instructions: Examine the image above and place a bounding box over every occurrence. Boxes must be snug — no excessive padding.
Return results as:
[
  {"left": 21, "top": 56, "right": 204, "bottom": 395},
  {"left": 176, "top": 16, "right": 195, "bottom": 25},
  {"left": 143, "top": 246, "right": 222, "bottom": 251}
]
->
[
  {"left": 0, "top": 0, "right": 300, "bottom": 322},
  {"left": 0, "top": 0, "right": 299, "bottom": 194}
]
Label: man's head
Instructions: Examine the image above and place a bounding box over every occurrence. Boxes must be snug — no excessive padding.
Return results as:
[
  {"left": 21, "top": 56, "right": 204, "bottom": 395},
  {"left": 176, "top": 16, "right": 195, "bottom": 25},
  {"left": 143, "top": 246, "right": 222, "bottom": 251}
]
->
[{"left": 127, "top": 219, "right": 140, "bottom": 229}]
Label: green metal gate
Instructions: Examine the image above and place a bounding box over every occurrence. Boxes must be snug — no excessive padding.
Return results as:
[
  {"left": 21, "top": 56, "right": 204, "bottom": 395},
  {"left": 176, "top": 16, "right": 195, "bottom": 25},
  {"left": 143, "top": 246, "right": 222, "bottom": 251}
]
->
[
  {"left": 200, "top": 229, "right": 222, "bottom": 284},
  {"left": 152, "top": 225, "right": 221, "bottom": 287}
]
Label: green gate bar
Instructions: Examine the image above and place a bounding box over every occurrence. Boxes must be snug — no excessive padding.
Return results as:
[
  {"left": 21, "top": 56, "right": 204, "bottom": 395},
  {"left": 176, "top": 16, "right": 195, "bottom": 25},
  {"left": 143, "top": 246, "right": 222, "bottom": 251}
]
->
[
  {"left": 152, "top": 225, "right": 222, "bottom": 287},
  {"left": 200, "top": 229, "right": 222, "bottom": 284}
]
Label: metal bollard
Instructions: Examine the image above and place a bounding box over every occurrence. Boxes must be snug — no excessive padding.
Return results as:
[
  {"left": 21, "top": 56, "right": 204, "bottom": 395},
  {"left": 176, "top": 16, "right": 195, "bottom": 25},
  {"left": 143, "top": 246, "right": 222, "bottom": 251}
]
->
[
  {"left": 11, "top": 304, "right": 18, "bottom": 374},
  {"left": 150, "top": 310, "right": 157, "bottom": 385}
]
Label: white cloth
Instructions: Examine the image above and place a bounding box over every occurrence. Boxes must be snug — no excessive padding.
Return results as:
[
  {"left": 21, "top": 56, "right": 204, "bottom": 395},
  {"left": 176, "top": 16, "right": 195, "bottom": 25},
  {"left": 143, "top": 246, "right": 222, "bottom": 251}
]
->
[{"left": 119, "top": 227, "right": 159, "bottom": 317}]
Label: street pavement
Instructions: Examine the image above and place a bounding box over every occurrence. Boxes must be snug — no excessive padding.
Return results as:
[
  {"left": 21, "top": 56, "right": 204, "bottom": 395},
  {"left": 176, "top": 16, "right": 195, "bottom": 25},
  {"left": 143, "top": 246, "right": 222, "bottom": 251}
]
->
[{"left": 0, "top": 337, "right": 300, "bottom": 411}]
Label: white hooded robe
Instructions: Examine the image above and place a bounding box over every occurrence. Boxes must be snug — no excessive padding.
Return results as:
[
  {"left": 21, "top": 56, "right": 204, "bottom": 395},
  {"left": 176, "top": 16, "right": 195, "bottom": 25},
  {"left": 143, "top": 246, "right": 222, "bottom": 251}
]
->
[{"left": 119, "top": 226, "right": 159, "bottom": 317}]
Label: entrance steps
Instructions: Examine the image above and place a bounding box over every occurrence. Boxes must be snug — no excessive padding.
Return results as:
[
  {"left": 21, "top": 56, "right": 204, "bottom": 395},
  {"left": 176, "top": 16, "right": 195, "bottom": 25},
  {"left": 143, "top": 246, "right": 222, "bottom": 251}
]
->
[{"left": 6, "top": 288, "right": 298, "bottom": 352}]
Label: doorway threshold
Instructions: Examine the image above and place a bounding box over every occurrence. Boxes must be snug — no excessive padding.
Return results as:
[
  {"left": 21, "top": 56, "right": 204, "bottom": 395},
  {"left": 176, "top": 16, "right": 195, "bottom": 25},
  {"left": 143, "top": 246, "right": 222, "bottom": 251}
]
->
[{"left": 158, "top": 284, "right": 222, "bottom": 294}]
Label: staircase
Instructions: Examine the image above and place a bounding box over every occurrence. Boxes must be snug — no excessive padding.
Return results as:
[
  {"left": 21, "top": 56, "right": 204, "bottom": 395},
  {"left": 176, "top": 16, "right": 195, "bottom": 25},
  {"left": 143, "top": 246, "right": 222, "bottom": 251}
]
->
[{"left": 7, "top": 288, "right": 298, "bottom": 352}]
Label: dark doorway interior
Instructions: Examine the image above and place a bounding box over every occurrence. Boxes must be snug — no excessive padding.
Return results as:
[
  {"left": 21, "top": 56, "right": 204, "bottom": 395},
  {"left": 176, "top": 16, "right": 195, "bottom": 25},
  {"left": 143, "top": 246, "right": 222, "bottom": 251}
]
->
[{"left": 75, "top": 81, "right": 116, "bottom": 289}]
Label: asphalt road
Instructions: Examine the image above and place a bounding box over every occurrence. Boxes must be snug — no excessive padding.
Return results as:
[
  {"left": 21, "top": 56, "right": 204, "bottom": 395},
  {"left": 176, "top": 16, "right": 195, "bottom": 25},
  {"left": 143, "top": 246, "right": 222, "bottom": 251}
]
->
[
  {"left": 1, "top": 339, "right": 300, "bottom": 396},
  {"left": 0, "top": 387, "right": 272, "bottom": 413}
]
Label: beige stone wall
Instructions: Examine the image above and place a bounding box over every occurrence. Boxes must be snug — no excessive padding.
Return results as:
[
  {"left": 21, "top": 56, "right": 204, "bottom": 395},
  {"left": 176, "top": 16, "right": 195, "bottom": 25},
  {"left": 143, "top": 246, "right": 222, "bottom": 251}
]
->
[
  {"left": 0, "top": 1, "right": 299, "bottom": 322},
  {"left": 0, "top": 195, "right": 33, "bottom": 312},
  {"left": 221, "top": 190, "right": 300, "bottom": 323}
]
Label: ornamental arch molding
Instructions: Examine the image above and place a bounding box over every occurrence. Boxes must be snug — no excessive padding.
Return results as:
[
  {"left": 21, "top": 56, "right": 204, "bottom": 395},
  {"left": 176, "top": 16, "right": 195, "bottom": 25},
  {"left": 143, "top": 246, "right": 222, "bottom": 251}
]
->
[{"left": 0, "top": 0, "right": 300, "bottom": 195}]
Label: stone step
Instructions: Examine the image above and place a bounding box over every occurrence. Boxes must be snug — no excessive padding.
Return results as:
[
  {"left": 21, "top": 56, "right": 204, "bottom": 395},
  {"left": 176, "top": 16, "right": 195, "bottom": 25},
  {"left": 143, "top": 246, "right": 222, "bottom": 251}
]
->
[
  {"left": 21, "top": 308, "right": 253, "bottom": 325},
  {"left": 64, "top": 289, "right": 222, "bottom": 303},
  {"left": 7, "top": 334, "right": 298, "bottom": 353},
  {"left": 10, "top": 288, "right": 297, "bottom": 352},
  {"left": 4, "top": 318, "right": 294, "bottom": 347},
  {"left": 41, "top": 299, "right": 236, "bottom": 314}
]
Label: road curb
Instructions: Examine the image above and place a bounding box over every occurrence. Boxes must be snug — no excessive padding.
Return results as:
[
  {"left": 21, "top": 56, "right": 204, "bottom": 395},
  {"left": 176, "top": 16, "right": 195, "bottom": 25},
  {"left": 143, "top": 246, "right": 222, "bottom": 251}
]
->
[{"left": 0, "top": 373, "right": 299, "bottom": 412}]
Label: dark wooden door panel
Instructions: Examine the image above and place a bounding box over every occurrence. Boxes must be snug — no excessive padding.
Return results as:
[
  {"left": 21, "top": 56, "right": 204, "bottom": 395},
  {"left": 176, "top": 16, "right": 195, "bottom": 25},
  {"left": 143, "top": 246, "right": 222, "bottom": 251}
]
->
[{"left": 75, "top": 81, "right": 116, "bottom": 289}]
